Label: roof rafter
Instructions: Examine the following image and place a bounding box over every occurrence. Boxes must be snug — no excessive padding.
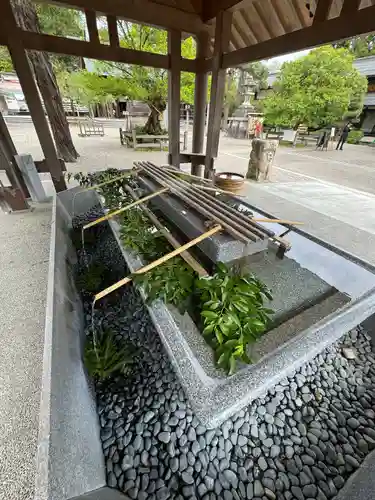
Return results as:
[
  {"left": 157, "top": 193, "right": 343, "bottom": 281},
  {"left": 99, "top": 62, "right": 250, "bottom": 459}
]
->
[
  {"left": 239, "top": 7, "right": 259, "bottom": 44},
  {"left": 202, "top": 0, "right": 254, "bottom": 22},
  {"left": 223, "top": 3, "right": 375, "bottom": 67},
  {"left": 291, "top": 0, "right": 309, "bottom": 27},
  {"left": 232, "top": 12, "right": 255, "bottom": 46},
  {"left": 313, "top": 0, "right": 334, "bottom": 23},
  {"left": 252, "top": 1, "right": 275, "bottom": 39}
]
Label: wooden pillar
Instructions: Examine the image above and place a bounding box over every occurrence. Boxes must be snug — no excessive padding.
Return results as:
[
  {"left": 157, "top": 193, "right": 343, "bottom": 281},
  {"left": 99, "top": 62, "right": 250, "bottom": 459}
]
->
[
  {"left": 0, "top": 137, "right": 29, "bottom": 211},
  {"left": 0, "top": 110, "right": 30, "bottom": 198},
  {"left": 1, "top": 0, "right": 66, "bottom": 192},
  {"left": 168, "top": 30, "right": 181, "bottom": 168},
  {"left": 205, "top": 11, "right": 232, "bottom": 178},
  {"left": 85, "top": 10, "right": 100, "bottom": 45},
  {"left": 192, "top": 32, "right": 209, "bottom": 156},
  {"left": 107, "top": 15, "right": 120, "bottom": 47}
]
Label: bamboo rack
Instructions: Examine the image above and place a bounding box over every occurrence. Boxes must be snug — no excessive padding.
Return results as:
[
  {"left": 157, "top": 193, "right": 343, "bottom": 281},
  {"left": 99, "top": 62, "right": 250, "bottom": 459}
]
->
[
  {"left": 144, "top": 161, "right": 272, "bottom": 238},
  {"left": 141, "top": 162, "right": 275, "bottom": 241},
  {"left": 136, "top": 161, "right": 291, "bottom": 251},
  {"left": 137, "top": 161, "right": 265, "bottom": 243},
  {"left": 252, "top": 218, "right": 303, "bottom": 225},
  {"left": 136, "top": 162, "right": 250, "bottom": 243},
  {"left": 82, "top": 187, "right": 169, "bottom": 230},
  {"left": 94, "top": 225, "right": 222, "bottom": 303},
  {"left": 123, "top": 184, "right": 208, "bottom": 277}
]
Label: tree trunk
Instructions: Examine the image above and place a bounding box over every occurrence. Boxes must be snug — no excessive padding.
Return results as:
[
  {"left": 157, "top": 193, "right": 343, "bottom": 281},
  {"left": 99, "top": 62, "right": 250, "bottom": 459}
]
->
[
  {"left": 143, "top": 97, "right": 166, "bottom": 135},
  {"left": 12, "top": 0, "right": 79, "bottom": 162}
]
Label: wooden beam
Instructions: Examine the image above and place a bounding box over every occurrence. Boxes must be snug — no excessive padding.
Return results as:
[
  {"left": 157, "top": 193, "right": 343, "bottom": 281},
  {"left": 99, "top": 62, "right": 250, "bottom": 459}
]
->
[
  {"left": 240, "top": 8, "right": 259, "bottom": 44},
  {"left": 340, "top": 0, "right": 361, "bottom": 16},
  {"left": 205, "top": 10, "right": 232, "bottom": 178},
  {"left": 269, "top": 0, "right": 289, "bottom": 33},
  {"left": 188, "top": 0, "right": 202, "bottom": 14},
  {"left": 0, "top": 111, "right": 30, "bottom": 198},
  {"left": 252, "top": 1, "right": 274, "bottom": 39},
  {"left": 313, "top": 0, "right": 334, "bottom": 23},
  {"left": 223, "top": 3, "right": 375, "bottom": 67},
  {"left": 107, "top": 15, "right": 120, "bottom": 47},
  {"left": 0, "top": 0, "right": 66, "bottom": 192},
  {"left": 36, "top": 0, "right": 207, "bottom": 35},
  {"left": 168, "top": 30, "right": 181, "bottom": 168},
  {"left": 85, "top": 9, "right": 99, "bottom": 44},
  {"left": 0, "top": 28, "right": 198, "bottom": 72},
  {"left": 192, "top": 31, "right": 209, "bottom": 159},
  {"left": 291, "top": 0, "right": 309, "bottom": 27},
  {"left": 233, "top": 12, "right": 256, "bottom": 46},
  {"left": 231, "top": 24, "right": 244, "bottom": 49},
  {"left": 202, "top": 0, "right": 252, "bottom": 21}
]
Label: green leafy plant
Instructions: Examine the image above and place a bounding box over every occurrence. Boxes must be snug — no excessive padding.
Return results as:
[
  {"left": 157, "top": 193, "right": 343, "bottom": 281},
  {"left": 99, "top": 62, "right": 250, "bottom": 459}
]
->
[
  {"left": 196, "top": 263, "right": 273, "bottom": 375},
  {"left": 134, "top": 258, "right": 196, "bottom": 313},
  {"left": 76, "top": 264, "right": 105, "bottom": 293},
  {"left": 68, "top": 168, "right": 135, "bottom": 209},
  {"left": 120, "top": 207, "right": 273, "bottom": 374},
  {"left": 347, "top": 129, "right": 364, "bottom": 144},
  {"left": 263, "top": 46, "right": 367, "bottom": 128},
  {"left": 84, "top": 330, "right": 133, "bottom": 381}
]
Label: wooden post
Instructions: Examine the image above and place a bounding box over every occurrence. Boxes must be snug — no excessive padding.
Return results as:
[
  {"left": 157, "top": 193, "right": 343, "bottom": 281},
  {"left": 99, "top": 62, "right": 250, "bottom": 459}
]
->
[
  {"left": 85, "top": 10, "right": 100, "bottom": 44},
  {"left": 0, "top": 138, "right": 29, "bottom": 211},
  {"left": 107, "top": 15, "right": 119, "bottom": 47},
  {"left": 0, "top": 110, "right": 30, "bottom": 198},
  {"left": 0, "top": 0, "right": 66, "bottom": 192},
  {"left": 192, "top": 32, "right": 209, "bottom": 176},
  {"left": 168, "top": 30, "right": 181, "bottom": 168},
  {"left": 205, "top": 10, "right": 232, "bottom": 179}
]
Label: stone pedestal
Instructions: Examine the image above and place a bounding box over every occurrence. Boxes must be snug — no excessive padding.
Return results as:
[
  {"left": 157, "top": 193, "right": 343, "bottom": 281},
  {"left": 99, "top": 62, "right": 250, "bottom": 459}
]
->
[{"left": 247, "top": 138, "right": 278, "bottom": 181}]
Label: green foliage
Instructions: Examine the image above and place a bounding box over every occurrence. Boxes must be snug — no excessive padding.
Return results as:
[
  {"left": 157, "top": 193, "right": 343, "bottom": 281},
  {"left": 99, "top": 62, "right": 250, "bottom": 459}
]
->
[
  {"left": 37, "top": 3, "right": 84, "bottom": 74},
  {"left": 119, "top": 208, "right": 161, "bottom": 256},
  {"left": 36, "top": 3, "right": 83, "bottom": 38},
  {"left": 263, "top": 46, "right": 367, "bottom": 128},
  {"left": 134, "top": 258, "right": 196, "bottom": 312},
  {"left": 196, "top": 263, "right": 273, "bottom": 375},
  {"left": 347, "top": 129, "right": 364, "bottom": 144},
  {"left": 69, "top": 168, "right": 135, "bottom": 209},
  {"left": 76, "top": 264, "right": 105, "bottom": 294},
  {"left": 334, "top": 35, "right": 375, "bottom": 59},
  {"left": 84, "top": 330, "right": 133, "bottom": 381},
  {"left": 119, "top": 206, "right": 274, "bottom": 374},
  {"left": 0, "top": 5, "right": 83, "bottom": 73},
  {"left": 242, "top": 62, "right": 269, "bottom": 91},
  {"left": 63, "top": 21, "right": 196, "bottom": 133},
  {"left": 0, "top": 46, "right": 13, "bottom": 72}
]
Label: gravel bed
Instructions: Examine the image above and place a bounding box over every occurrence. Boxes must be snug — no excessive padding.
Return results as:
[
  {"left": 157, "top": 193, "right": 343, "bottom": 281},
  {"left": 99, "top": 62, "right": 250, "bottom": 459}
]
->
[
  {"left": 93, "top": 290, "right": 375, "bottom": 500},
  {"left": 74, "top": 211, "right": 375, "bottom": 500}
]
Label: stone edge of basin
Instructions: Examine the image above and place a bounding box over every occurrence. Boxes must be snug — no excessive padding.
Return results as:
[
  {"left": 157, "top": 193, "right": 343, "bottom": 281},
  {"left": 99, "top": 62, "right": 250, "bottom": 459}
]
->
[
  {"left": 104, "top": 194, "right": 375, "bottom": 429},
  {"left": 34, "top": 191, "right": 106, "bottom": 500}
]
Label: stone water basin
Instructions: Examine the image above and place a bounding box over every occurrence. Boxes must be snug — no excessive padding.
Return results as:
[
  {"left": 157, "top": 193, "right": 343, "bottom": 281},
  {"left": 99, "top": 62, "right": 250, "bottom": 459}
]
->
[{"left": 104, "top": 190, "right": 375, "bottom": 427}]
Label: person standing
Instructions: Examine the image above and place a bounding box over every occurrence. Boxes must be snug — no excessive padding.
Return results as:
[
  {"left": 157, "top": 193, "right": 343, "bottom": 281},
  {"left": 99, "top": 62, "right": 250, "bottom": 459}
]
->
[
  {"left": 255, "top": 120, "right": 263, "bottom": 139},
  {"left": 336, "top": 124, "right": 350, "bottom": 150}
]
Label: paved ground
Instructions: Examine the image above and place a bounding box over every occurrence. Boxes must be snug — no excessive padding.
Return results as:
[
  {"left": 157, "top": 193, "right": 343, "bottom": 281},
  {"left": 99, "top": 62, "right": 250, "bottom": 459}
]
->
[
  {"left": 11, "top": 121, "right": 375, "bottom": 262},
  {"left": 7, "top": 122, "right": 375, "bottom": 266},
  {"left": 0, "top": 204, "right": 51, "bottom": 500}
]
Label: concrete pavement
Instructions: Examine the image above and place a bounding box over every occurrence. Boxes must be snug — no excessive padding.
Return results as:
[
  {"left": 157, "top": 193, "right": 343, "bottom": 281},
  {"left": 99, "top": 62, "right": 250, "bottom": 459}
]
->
[{"left": 0, "top": 205, "right": 51, "bottom": 500}]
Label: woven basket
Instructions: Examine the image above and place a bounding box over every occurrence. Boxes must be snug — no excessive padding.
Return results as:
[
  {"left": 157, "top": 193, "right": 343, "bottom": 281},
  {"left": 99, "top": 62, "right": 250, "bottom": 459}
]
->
[{"left": 214, "top": 172, "right": 245, "bottom": 194}]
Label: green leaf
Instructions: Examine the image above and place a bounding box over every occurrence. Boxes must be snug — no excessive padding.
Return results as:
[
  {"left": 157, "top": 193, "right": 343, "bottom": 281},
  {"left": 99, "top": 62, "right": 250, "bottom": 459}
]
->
[
  {"left": 215, "top": 328, "right": 223, "bottom": 345},
  {"left": 203, "top": 324, "right": 215, "bottom": 335},
  {"left": 229, "top": 355, "right": 237, "bottom": 375},
  {"left": 228, "top": 312, "right": 242, "bottom": 328},
  {"left": 201, "top": 310, "right": 219, "bottom": 319}
]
